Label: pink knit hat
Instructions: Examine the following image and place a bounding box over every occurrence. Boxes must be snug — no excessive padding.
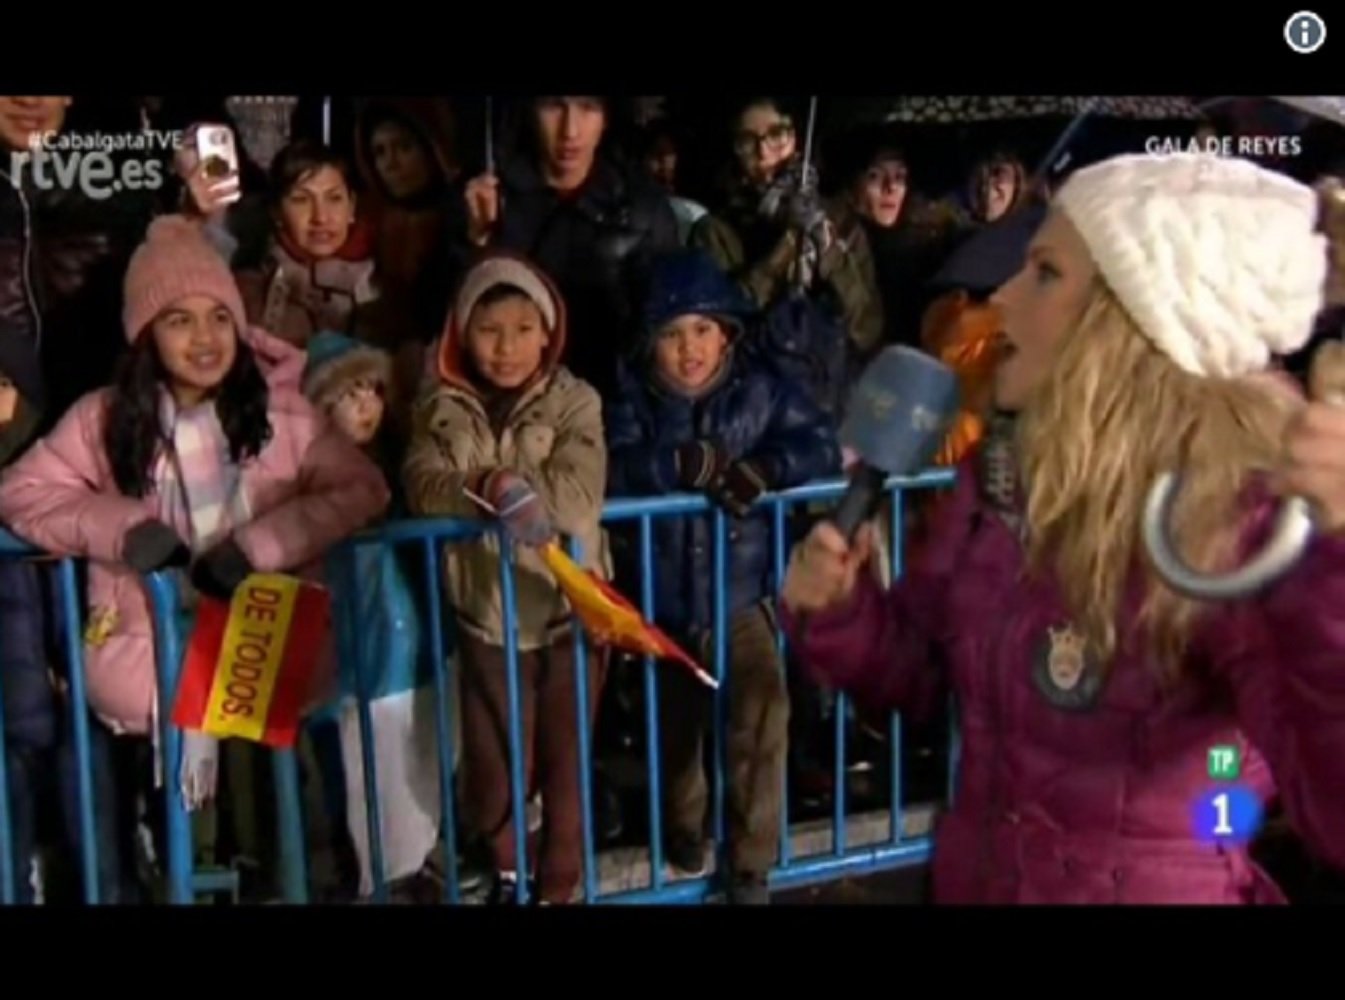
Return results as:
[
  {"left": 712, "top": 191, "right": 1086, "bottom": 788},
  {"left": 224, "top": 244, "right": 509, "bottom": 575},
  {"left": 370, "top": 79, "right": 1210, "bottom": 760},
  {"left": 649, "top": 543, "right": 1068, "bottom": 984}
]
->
[{"left": 122, "top": 215, "right": 249, "bottom": 344}]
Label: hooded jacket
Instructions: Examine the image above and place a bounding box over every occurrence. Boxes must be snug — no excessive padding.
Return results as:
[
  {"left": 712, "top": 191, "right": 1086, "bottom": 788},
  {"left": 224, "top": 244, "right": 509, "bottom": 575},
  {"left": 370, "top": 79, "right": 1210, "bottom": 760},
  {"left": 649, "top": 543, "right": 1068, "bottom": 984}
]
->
[
  {"left": 0, "top": 324, "right": 390, "bottom": 735},
  {"left": 353, "top": 98, "right": 460, "bottom": 341},
  {"left": 606, "top": 251, "right": 841, "bottom": 636},
  {"left": 782, "top": 454, "right": 1345, "bottom": 903},
  {"left": 402, "top": 252, "right": 608, "bottom": 651}
]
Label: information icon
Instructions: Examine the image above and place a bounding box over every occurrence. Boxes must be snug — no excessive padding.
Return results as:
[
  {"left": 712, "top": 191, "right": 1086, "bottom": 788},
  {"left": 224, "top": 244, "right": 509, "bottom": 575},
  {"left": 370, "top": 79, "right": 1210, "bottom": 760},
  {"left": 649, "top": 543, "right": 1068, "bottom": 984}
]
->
[
  {"left": 1191, "top": 785, "right": 1263, "bottom": 845},
  {"left": 1285, "top": 11, "right": 1326, "bottom": 54}
]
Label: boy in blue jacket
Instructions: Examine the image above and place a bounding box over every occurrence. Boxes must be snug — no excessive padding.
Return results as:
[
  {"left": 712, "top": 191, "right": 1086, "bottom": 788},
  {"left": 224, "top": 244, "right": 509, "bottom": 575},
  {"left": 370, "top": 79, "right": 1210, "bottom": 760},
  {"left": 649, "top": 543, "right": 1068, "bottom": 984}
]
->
[{"left": 606, "top": 249, "right": 841, "bottom": 904}]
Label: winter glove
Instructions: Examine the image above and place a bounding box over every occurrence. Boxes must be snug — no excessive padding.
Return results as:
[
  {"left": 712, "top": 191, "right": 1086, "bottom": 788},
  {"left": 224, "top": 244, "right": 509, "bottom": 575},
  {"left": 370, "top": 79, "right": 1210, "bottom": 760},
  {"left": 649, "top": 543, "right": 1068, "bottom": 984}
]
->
[
  {"left": 122, "top": 520, "right": 191, "bottom": 574},
  {"left": 180, "top": 731, "right": 220, "bottom": 813},
  {"left": 674, "top": 440, "right": 728, "bottom": 490},
  {"left": 707, "top": 459, "right": 773, "bottom": 518},
  {"left": 483, "top": 469, "right": 555, "bottom": 548},
  {"left": 759, "top": 159, "right": 817, "bottom": 223},
  {"left": 787, "top": 183, "right": 828, "bottom": 243},
  {"left": 190, "top": 538, "right": 254, "bottom": 602}
]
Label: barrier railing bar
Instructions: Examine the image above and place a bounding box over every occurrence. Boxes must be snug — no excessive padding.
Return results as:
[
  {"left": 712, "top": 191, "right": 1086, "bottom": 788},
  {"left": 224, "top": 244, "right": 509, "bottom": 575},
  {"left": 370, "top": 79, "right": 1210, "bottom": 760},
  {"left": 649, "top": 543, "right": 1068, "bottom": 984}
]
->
[
  {"left": 0, "top": 622, "right": 14, "bottom": 902},
  {"left": 418, "top": 536, "right": 460, "bottom": 904},
  {"left": 342, "top": 544, "right": 387, "bottom": 903},
  {"left": 496, "top": 538, "right": 530, "bottom": 905},
  {"left": 273, "top": 748, "right": 308, "bottom": 902},
  {"left": 597, "top": 838, "right": 935, "bottom": 905},
  {"left": 638, "top": 515, "right": 665, "bottom": 893},
  {"left": 565, "top": 535, "right": 598, "bottom": 904},
  {"left": 711, "top": 510, "right": 728, "bottom": 853},
  {"left": 58, "top": 559, "right": 99, "bottom": 903},
  {"left": 770, "top": 500, "right": 791, "bottom": 867},
  {"left": 147, "top": 572, "right": 193, "bottom": 904},
  {"left": 357, "top": 472, "right": 955, "bottom": 548},
  {"left": 889, "top": 489, "right": 906, "bottom": 847},
  {"left": 833, "top": 690, "right": 847, "bottom": 856}
]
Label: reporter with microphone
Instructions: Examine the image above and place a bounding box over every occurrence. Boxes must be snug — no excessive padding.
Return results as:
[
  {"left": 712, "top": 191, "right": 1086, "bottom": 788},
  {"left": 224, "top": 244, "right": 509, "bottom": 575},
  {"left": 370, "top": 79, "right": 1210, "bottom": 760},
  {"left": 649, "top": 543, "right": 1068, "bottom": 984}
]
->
[{"left": 782, "top": 153, "right": 1345, "bottom": 904}]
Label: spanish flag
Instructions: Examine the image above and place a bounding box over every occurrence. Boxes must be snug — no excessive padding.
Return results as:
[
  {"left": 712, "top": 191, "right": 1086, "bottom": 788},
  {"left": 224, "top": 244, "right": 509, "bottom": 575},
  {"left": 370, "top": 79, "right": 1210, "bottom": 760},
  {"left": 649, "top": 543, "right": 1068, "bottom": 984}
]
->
[
  {"left": 172, "top": 574, "right": 329, "bottom": 748},
  {"left": 539, "top": 542, "right": 717, "bottom": 689}
]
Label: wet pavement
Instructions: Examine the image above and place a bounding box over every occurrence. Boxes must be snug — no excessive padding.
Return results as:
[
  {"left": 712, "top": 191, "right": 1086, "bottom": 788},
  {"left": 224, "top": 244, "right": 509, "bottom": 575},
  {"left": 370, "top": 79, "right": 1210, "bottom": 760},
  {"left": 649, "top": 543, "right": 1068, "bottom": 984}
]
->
[{"left": 776, "top": 865, "right": 930, "bottom": 905}]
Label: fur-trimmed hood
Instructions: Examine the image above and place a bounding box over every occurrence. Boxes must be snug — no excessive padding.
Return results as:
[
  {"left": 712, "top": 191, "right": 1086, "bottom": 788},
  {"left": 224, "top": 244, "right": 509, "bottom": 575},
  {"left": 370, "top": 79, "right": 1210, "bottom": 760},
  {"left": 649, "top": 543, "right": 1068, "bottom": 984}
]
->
[{"left": 302, "top": 331, "right": 394, "bottom": 412}]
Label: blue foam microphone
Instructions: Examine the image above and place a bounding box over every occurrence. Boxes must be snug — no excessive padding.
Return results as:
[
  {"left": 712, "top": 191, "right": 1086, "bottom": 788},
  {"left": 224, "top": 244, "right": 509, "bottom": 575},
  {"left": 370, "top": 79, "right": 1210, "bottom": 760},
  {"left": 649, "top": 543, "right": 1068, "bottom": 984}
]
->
[{"left": 832, "top": 346, "right": 961, "bottom": 540}]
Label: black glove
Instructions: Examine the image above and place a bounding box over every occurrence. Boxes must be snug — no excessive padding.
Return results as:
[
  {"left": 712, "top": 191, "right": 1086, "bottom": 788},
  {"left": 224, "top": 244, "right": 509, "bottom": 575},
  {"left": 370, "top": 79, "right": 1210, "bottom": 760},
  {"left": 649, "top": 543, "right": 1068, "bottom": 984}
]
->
[
  {"left": 190, "top": 538, "right": 254, "bottom": 602},
  {"left": 122, "top": 520, "right": 190, "bottom": 574},
  {"left": 707, "top": 460, "right": 772, "bottom": 518},
  {"left": 674, "top": 440, "right": 727, "bottom": 490}
]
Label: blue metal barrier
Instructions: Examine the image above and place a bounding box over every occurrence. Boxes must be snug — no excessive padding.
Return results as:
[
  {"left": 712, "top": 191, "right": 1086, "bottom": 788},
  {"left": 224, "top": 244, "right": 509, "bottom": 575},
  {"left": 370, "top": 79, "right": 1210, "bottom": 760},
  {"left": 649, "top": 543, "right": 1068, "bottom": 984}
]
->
[
  {"left": 330, "top": 469, "right": 955, "bottom": 905},
  {"left": 0, "top": 532, "right": 99, "bottom": 904},
  {"left": 1, "top": 469, "right": 955, "bottom": 905}
]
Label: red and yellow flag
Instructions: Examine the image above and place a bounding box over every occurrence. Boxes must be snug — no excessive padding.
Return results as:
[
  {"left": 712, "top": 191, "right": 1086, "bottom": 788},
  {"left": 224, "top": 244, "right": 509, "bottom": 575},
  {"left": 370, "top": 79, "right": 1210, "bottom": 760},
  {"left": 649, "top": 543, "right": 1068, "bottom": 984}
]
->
[
  {"left": 172, "top": 574, "right": 329, "bottom": 748},
  {"left": 539, "top": 542, "right": 716, "bottom": 689}
]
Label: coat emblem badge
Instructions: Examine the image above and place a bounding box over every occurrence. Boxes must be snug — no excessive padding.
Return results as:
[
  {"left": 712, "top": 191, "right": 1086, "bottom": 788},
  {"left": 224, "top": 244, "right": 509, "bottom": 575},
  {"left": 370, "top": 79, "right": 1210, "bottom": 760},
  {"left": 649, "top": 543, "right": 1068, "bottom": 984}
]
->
[{"left": 1032, "top": 623, "right": 1105, "bottom": 711}]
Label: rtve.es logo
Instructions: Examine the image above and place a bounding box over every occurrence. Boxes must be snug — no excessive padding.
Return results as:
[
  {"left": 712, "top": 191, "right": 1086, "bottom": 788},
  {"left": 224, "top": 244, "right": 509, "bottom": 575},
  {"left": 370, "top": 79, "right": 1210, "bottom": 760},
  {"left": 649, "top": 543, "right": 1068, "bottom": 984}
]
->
[{"left": 7, "top": 129, "right": 183, "bottom": 201}]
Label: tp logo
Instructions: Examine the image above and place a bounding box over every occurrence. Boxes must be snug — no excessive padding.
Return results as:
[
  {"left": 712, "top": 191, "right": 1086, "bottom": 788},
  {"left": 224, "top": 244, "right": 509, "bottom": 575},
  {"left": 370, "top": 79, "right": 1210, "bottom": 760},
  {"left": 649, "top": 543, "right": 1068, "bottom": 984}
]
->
[{"left": 1285, "top": 11, "right": 1326, "bottom": 53}]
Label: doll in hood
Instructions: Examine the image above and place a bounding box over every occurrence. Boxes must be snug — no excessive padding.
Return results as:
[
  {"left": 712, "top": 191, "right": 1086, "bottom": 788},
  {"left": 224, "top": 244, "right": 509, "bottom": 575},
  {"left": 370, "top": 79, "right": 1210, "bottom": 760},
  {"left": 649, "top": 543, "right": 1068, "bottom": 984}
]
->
[{"left": 301, "top": 332, "right": 443, "bottom": 898}]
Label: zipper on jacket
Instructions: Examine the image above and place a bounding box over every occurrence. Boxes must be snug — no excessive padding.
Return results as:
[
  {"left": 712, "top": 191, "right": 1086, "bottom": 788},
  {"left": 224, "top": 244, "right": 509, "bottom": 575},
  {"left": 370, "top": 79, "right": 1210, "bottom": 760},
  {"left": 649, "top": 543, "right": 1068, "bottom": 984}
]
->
[{"left": 0, "top": 167, "right": 42, "bottom": 349}]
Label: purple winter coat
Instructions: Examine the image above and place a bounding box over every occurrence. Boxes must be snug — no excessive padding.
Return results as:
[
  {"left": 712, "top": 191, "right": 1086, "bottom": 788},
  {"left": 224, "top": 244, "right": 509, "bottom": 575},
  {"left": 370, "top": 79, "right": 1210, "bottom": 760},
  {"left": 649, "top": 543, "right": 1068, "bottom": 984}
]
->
[{"left": 782, "top": 456, "right": 1345, "bottom": 903}]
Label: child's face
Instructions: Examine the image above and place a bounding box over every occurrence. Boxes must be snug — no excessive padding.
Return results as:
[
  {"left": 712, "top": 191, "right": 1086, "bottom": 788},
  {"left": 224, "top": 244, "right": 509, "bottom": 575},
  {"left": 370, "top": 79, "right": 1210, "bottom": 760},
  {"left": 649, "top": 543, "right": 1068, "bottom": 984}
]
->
[
  {"left": 151, "top": 295, "right": 238, "bottom": 406},
  {"left": 654, "top": 313, "right": 729, "bottom": 393},
  {"left": 278, "top": 164, "right": 356, "bottom": 259},
  {"left": 466, "top": 295, "right": 550, "bottom": 390},
  {"left": 331, "top": 378, "right": 384, "bottom": 446}
]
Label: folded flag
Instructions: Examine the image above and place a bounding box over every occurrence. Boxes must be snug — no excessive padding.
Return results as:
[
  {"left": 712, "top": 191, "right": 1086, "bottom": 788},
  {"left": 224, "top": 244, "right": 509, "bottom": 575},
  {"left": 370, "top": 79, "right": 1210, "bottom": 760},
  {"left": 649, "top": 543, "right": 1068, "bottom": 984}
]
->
[
  {"left": 463, "top": 486, "right": 717, "bottom": 689},
  {"left": 538, "top": 541, "right": 717, "bottom": 689},
  {"left": 172, "top": 573, "right": 329, "bottom": 747}
]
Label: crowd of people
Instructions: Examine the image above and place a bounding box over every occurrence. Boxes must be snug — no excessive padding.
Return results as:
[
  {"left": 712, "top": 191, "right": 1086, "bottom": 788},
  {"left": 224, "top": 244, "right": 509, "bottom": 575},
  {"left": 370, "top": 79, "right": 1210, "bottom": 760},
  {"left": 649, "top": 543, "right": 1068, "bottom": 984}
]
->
[{"left": 3, "top": 93, "right": 1344, "bottom": 906}]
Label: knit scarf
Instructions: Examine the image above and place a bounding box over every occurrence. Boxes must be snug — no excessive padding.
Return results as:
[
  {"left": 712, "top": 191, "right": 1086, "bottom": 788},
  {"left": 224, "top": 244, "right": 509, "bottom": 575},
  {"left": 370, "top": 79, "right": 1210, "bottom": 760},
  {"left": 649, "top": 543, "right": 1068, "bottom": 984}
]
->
[
  {"left": 154, "top": 392, "right": 252, "bottom": 556},
  {"left": 262, "top": 229, "right": 378, "bottom": 339},
  {"left": 976, "top": 410, "right": 1026, "bottom": 540}
]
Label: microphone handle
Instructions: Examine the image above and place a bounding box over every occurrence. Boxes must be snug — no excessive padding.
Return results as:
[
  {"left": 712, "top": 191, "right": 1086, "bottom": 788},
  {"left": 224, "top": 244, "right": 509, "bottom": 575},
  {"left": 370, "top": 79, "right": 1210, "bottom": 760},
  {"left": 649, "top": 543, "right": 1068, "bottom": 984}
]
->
[{"left": 832, "top": 464, "right": 890, "bottom": 541}]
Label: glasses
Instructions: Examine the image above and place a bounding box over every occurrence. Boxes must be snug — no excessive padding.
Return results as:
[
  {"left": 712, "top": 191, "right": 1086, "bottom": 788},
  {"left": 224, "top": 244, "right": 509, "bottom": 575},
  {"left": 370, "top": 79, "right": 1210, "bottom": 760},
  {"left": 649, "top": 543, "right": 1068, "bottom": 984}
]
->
[{"left": 735, "top": 121, "right": 794, "bottom": 157}]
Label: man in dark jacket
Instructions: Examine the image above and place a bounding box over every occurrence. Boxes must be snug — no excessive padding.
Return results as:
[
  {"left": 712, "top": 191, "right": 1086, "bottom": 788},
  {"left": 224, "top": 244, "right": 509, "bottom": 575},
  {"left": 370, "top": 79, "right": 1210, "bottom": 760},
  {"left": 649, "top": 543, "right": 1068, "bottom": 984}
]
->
[
  {"left": 606, "top": 249, "right": 840, "bottom": 904},
  {"left": 0, "top": 96, "right": 156, "bottom": 427},
  {"left": 453, "top": 96, "right": 679, "bottom": 399},
  {"left": 0, "top": 97, "right": 152, "bottom": 903}
]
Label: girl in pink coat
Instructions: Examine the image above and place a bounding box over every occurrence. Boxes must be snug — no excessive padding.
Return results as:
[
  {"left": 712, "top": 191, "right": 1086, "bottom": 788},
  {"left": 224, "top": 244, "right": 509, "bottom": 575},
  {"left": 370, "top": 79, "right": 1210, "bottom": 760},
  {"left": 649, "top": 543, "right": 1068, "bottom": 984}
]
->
[
  {"left": 0, "top": 216, "right": 389, "bottom": 889},
  {"left": 782, "top": 154, "right": 1345, "bottom": 903}
]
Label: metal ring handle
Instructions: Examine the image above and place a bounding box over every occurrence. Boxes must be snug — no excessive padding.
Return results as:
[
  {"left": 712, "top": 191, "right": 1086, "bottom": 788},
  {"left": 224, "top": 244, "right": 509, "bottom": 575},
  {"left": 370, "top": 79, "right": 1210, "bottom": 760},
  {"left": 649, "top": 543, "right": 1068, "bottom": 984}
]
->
[{"left": 1141, "top": 471, "right": 1314, "bottom": 601}]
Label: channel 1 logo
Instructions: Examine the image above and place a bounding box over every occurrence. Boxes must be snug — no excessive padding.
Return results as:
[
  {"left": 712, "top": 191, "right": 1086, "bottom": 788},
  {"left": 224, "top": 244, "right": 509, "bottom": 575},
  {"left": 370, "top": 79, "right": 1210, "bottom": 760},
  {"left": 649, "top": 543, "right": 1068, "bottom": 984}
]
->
[{"left": 1285, "top": 11, "right": 1326, "bottom": 54}]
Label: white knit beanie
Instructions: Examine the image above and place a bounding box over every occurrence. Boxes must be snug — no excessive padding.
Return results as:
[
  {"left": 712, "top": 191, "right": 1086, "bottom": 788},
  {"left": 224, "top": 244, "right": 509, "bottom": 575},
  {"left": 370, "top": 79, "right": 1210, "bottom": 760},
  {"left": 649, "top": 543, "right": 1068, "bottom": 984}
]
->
[
  {"left": 453, "top": 256, "right": 558, "bottom": 333},
  {"left": 1054, "top": 153, "right": 1327, "bottom": 379}
]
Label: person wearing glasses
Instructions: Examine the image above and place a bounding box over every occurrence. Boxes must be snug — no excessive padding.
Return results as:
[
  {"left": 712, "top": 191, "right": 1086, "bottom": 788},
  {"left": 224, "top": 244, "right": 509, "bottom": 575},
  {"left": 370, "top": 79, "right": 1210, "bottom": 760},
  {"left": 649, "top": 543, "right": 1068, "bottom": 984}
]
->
[{"left": 690, "top": 98, "right": 883, "bottom": 365}]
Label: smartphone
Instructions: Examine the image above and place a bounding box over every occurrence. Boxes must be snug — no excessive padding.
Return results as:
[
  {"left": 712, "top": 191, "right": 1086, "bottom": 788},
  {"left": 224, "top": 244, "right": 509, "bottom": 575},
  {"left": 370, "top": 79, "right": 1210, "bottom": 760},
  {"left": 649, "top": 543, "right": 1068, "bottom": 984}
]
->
[{"left": 195, "top": 124, "right": 242, "bottom": 203}]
